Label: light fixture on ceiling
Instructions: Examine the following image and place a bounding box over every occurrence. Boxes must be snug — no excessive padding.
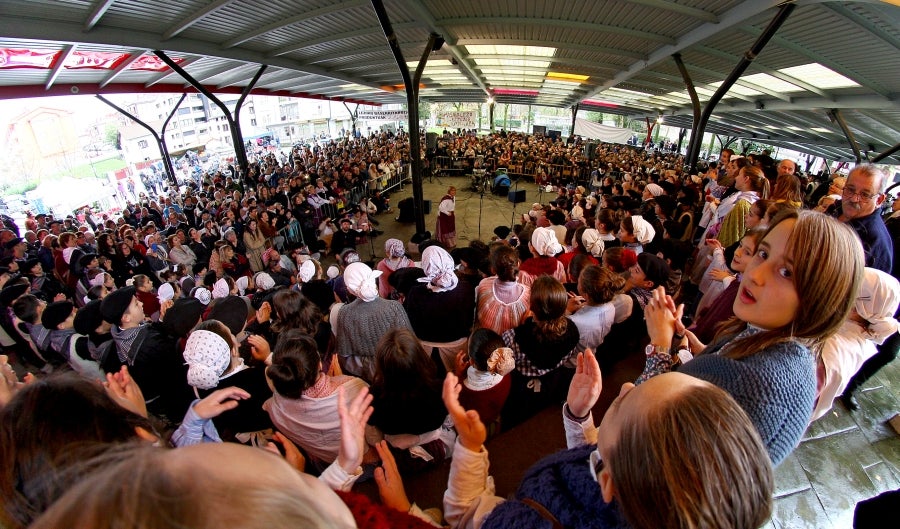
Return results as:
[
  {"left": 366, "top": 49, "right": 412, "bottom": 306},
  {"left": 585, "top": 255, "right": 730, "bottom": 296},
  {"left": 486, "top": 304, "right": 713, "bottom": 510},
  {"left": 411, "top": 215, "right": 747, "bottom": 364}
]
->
[{"left": 755, "top": 100, "right": 765, "bottom": 110}]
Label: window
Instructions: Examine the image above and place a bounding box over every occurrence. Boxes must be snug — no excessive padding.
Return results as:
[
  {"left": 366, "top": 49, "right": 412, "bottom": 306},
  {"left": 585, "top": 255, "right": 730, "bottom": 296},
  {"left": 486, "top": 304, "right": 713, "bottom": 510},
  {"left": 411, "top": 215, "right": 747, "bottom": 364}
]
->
[
  {"left": 137, "top": 139, "right": 148, "bottom": 148},
  {"left": 251, "top": 119, "right": 257, "bottom": 126}
]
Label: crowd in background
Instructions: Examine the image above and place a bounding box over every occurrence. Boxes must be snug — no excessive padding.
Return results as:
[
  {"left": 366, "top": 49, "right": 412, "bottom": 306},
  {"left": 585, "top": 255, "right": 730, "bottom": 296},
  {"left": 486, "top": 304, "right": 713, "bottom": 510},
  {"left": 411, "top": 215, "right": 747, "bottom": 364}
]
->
[{"left": 1, "top": 129, "right": 898, "bottom": 528}]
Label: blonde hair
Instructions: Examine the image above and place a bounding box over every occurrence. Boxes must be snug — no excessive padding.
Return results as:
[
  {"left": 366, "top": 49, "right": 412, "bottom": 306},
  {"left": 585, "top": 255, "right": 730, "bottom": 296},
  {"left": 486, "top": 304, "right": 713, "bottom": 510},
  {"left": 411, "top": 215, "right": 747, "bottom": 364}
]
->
[
  {"left": 29, "top": 445, "right": 340, "bottom": 529},
  {"left": 715, "top": 209, "right": 864, "bottom": 358}
]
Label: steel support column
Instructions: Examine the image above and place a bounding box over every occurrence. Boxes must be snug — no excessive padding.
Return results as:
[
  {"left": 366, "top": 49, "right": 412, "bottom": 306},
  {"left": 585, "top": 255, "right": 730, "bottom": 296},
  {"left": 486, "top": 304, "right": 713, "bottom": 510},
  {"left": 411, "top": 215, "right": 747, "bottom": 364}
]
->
[
  {"left": 673, "top": 52, "right": 702, "bottom": 170},
  {"left": 827, "top": 109, "right": 862, "bottom": 163},
  {"left": 372, "top": 0, "right": 437, "bottom": 237},
  {"left": 872, "top": 142, "right": 900, "bottom": 164},
  {"left": 95, "top": 93, "right": 186, "bottom": 185},
  {"left": 570, "top": 103, "right": 579, "bottom": 137},
  {"left": 687, "top": 2, "right": 795, "bottom": 172},
  {"left": 153, "top": 50, "right": 253, "bottom": 179}
]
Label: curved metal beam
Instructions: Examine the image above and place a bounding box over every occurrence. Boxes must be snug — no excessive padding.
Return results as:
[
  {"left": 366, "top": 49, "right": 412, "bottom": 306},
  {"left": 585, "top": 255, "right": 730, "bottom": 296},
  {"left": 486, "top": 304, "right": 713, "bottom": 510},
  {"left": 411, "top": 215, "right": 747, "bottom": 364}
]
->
[{"left": 436, "top": 17, "right": 675, "bottom": 45}]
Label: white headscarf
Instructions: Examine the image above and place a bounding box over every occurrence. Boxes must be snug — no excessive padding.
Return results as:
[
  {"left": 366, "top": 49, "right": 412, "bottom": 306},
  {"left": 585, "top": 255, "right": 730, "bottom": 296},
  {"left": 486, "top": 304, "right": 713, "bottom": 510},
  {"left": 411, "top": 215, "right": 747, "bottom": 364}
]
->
[
  {"left": 183, "top": 330, "right": 231, "bottom": 390},
  {"left": 417, "top": 245, "right": 458, "bottom": 293},
  {"left": 192, "top": 287, "right": 211, "bottom": 306},
  {"left": 235, "top": 275, "right": 249, "bottom": 296},
  {"left": 157, "top": 282, "right": 175, "bottom": 304},
  {"left": 344, "top": 262, "right": 382, "bottom": 302},
  {"left": 645, "top": 183, "right": 664, "bottom": 197},
  {"left": 212, "top": 278, "right": 229, "bottom": 299},
  {"left": 629, "top": 215, "right": 656, "bottom": 245},
  {"left": 385, "top": 238, "right": 405, "bottom": 258},
  {"left": 581, "top": 229, "right": 605, "bottom": 257},
  {"left": 254, "top": 272, "right": 275, "bottom": 291},
  {"left": 297, "top": 260, "right": 316, "bottom": 283},
  {"left": 856, "top": 267, "right": 900, "bottom": 344},
  {"left": 530, "top": 227, "right": 563, "bottom": 257}
]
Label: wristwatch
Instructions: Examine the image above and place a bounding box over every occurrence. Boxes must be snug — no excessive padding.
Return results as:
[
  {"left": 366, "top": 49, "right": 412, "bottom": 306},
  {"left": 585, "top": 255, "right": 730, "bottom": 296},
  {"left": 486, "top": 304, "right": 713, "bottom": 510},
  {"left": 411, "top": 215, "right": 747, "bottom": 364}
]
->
[{"left": 645, "top": 343, "right": 669, "bottom": 356}]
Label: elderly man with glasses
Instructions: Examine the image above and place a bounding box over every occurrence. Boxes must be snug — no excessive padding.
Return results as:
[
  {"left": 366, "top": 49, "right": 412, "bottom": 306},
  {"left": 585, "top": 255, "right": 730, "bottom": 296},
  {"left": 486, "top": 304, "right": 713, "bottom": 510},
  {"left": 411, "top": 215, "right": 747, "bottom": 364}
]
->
[
  {"left": 828, "top": 165, "right": 897, "bottom": 412},
  {"left": 830, "top": 164, "right": 892, "bottom": 274}
]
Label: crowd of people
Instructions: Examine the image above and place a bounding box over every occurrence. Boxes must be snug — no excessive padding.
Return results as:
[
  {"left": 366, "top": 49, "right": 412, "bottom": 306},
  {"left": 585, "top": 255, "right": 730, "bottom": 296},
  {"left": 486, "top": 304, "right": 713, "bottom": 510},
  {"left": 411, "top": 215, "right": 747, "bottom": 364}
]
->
[{"left": 1, "top": 128, "right": 898, "bottom": 528}]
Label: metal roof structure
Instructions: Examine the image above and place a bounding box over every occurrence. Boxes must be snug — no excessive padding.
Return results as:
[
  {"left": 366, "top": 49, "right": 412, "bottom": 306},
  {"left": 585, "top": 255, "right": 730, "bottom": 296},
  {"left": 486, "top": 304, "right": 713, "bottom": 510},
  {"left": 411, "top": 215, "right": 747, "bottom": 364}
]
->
[{"left": 0, "top": 0, "right": 897, "bottom": 163}]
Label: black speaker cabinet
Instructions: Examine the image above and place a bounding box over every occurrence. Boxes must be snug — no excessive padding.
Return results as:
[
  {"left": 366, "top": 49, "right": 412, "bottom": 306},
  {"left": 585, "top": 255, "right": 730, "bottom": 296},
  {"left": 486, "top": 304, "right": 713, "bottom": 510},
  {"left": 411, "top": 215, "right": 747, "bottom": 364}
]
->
[
  {"left": 508, "top": 190, "right": 526, "bottom": 204},
  {"left": 426, "top": 132, "right": 438, "bottom": 149}
]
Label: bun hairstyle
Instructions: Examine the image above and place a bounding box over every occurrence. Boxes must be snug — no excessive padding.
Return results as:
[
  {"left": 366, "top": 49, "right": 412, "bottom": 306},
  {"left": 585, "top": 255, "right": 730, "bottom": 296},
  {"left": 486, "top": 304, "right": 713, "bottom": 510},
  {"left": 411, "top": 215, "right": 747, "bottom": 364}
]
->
[
  {"left": 266, "top": 330, "right": 320, "bottom": 399},
  {"left": 489, "top": 243, "right": 520, "bottom": 282},
  {"left": 467, "top": 328, "right": 506, "bottom": 372},
  {"left": 578, "top": 265, "right": 625, "bottom": 305}
]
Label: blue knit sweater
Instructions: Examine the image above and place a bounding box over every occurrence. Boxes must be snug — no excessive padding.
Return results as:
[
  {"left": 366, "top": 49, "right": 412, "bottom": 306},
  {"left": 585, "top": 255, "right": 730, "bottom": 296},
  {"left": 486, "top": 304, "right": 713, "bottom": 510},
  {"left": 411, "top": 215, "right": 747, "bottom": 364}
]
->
[
  {"left": 679, "top": 335, "right": 816, "bottom": 466},
  {"left": 482, "top": 445, "right": 629, "bottom": 529}
]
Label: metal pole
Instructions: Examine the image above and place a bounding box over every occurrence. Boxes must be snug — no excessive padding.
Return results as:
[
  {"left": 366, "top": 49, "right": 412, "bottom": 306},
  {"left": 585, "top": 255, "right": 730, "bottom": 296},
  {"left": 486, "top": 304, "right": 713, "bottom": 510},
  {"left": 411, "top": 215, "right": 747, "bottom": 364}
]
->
[
  {"left": 828, "top": 109, "right": 862, "bottom": 164},
  {"left": 153, "top": 50, "right": 252, "bottom": 178},
  {"left": 371, "top": 0, "right": 436, "bottom": 237},
  {"left": 673, "top": 53, "right": 701, "bottom": 168},
  {"left": 160, "top": 93, "right": 187, "bottom": 185},
  {"left": 872, "top": 142, "right": 900, "bottom": 164},
  {"left": 95, "top": 94, "right": 179, "bottom": 185},
  {"left": 687, "top": 2, "right": 796, "bottom": 172}
]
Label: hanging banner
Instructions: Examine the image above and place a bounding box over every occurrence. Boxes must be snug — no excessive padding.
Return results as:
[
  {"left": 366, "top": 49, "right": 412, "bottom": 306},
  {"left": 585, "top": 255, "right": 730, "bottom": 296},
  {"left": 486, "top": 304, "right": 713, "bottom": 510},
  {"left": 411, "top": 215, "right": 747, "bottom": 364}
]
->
[
  {"left": 358, "top": 109, "right": 408, "bottom": 121},
  {"left": 0, "top": 49, "right": 58, "bottom": 69},
  {"left": 439, "top": 111, "right": 476, "bottom": 128}
]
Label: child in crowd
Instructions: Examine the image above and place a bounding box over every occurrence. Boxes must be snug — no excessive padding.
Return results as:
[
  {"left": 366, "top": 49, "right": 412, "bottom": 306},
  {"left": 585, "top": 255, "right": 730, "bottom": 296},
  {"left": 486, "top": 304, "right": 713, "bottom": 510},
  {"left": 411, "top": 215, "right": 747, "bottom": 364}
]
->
[
  {"left": 454, "top": 328, "right": 513, "bottom": 436},
  {"left": 642, "top": 210, "right": 864, "bottom": 466}
]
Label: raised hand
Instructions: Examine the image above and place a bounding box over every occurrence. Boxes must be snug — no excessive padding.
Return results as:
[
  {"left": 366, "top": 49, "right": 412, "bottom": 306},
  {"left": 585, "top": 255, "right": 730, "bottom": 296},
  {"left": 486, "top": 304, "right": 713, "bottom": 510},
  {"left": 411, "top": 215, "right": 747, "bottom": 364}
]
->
[
  {"left": 105, "top": 365, "right": 148, "bottom": 418},
  {"left": 246, "top": 334, "right": 271, "bottom": 363},
  {"left": 192, "top": 386, "right": 250, "bottom": 419},
  {"left": 566, "top": 349, "right": 602, "bottom": 418},
  {"left": 336, "top": 385, "right": 374, "bottom": 474},
  {"left": 374, "top": 440, "right": 411, "bottom": 513},
  {"left": 442, "top": 372, "right": 486, "bottom": 452},
  {"left": 266, "top": 431, "right": 306, "bottom": 473},
  {"left": 644, "top": 286, "right": 679, "bottom": 350}
]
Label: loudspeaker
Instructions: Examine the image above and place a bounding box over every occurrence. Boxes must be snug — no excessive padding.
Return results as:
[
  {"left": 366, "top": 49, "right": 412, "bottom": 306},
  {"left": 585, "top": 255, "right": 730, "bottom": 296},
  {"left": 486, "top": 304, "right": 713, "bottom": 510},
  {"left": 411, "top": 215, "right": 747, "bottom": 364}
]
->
[
  {"left": 507, "top": 190, "right": 526, "bottom": 204},
  {"left": 422, "top": 199, "right": 432, "bottom": 214},
  {"left": 584, "top": 142, "right": 597, "bottom": 160},
  {"left": 426, "top": 132, "right": 438, "bottom": 149}
]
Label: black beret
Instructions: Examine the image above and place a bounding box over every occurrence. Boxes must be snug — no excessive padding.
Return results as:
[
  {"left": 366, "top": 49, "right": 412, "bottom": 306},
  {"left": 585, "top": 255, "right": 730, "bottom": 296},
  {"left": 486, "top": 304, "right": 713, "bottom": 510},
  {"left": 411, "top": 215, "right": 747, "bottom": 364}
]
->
[
  {"left": 4, "top": 237, "right": 23, "bottom": 249},
  {"left": 206, "top": 295, "right": 248, "bottom": 336},
  {"left": 78, "top": 253, "right": 98, "bottom": 267},
  {"left": 100, "top": 286, "right": 136, "bottom": 324},
  {"left": 41, "top": 301, "right": 74, "bottom": 330},
  {"left": 0, "top": 282, "right": 29, "bottom": 306},
  {"left": 20, "top": 258, "right": 40, "bottom": 272},
  {"left": 160, "top": 297, "right": 204, "bottom": 338},
  {"left": 73, "top": 299, "right": 104, "bottom": 335}
]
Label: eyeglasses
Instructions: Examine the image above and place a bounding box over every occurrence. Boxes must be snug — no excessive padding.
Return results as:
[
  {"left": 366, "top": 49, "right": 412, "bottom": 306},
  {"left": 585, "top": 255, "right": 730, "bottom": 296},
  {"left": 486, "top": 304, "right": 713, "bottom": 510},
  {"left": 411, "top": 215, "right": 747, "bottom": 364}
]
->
[{"left": 842, "top": 187, "right": 880, "bottom": 202}]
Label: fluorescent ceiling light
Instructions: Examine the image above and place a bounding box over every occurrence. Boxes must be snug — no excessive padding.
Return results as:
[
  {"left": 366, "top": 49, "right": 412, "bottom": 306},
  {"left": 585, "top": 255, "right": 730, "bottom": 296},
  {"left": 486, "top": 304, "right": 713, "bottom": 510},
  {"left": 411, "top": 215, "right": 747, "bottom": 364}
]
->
[
  {"left": 546, "top": 71, "right": 588, "bottom": 81},
  {"left": 466, "top": 45, "right": 556, "bottom": 57}
]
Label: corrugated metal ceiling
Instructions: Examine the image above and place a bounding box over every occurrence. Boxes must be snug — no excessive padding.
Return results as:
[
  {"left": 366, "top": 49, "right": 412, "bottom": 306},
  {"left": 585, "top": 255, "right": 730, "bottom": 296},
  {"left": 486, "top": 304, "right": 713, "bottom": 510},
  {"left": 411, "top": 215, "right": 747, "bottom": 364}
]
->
[{"left": 0, "top": 0, "right": 896, "bottom": 161}]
